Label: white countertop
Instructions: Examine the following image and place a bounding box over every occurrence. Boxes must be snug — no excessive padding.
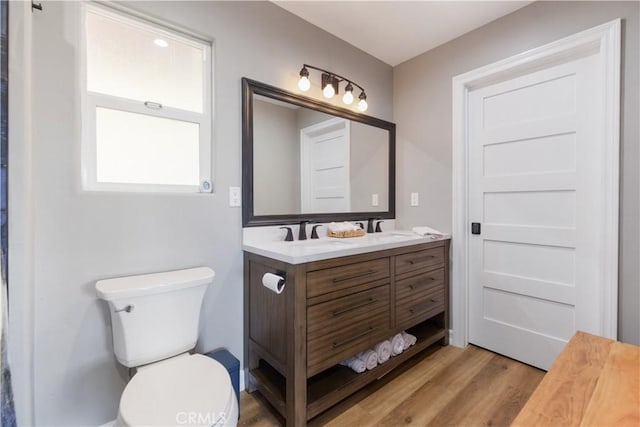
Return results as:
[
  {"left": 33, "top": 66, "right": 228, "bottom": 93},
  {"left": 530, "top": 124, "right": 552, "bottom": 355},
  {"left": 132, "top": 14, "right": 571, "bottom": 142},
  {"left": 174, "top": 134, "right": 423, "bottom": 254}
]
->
[{"left": 243, "top": 229, "right": 451, "bottom": 264}]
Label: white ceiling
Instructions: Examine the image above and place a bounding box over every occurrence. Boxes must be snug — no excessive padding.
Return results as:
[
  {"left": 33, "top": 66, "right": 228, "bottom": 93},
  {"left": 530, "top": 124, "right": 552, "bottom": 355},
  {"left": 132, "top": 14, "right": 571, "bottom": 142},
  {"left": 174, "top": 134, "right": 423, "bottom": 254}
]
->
[{"left": 273, "top": 1, "right": 533, "bottom": 66}]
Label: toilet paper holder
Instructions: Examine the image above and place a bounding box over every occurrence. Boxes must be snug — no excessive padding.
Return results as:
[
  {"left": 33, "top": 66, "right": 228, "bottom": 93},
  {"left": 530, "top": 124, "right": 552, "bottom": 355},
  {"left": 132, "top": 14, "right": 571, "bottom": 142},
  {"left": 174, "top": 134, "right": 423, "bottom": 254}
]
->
[{"left": 262, "top": 271, "right": 286, "bottom": 294}]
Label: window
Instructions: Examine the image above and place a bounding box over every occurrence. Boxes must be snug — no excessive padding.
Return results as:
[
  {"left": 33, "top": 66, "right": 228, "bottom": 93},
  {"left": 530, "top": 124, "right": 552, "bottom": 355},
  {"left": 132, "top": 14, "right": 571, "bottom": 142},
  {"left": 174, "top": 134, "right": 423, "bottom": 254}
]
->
[{"left": 82, "top": 4, "right": 212, "bottom": 192}]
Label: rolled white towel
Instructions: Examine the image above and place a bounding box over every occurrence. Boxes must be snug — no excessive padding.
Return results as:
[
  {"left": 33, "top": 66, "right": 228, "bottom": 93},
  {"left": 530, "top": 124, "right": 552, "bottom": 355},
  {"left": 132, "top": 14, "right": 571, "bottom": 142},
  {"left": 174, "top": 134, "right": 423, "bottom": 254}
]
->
[
  {"left": 356, "top": 349, "right": 378, "bottom": 370},
  {"left": 340, "top": 356, "right": 366, "bottom": 373},
  {"left": 374, "top": 340, "right": 392, "bottom": 364},
  {"left": 390, "top": 333, "right": 404, "bottom": 356},
  {"left": 401, "top": 331, "right": 417, "bottom": 350}
]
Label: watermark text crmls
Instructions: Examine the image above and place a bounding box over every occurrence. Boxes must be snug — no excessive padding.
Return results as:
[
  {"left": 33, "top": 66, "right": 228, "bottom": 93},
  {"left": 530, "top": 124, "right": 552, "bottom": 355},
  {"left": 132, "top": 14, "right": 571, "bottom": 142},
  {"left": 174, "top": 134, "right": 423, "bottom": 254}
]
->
[{"left": 176, "top": 411, "right": 227, "bottom": 425}]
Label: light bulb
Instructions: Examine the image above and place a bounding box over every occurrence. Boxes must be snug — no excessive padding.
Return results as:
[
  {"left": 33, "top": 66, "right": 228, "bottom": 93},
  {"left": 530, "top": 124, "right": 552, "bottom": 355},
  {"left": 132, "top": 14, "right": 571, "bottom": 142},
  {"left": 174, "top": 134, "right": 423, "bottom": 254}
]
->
[
  {"left": 357, "top": 98, "right": 368, "bottom": 112},
  {"left": 343, "top": 82, "right": 354, "bottom": 105},
  {"left": 323, "top": 83, "right": 335, "bottom": 99},
  {"left": 298, "top": 76, "right": 311, "bottom": 92},
  {"left": 342, "top": 91, "right": 354, "bottom": 105}
]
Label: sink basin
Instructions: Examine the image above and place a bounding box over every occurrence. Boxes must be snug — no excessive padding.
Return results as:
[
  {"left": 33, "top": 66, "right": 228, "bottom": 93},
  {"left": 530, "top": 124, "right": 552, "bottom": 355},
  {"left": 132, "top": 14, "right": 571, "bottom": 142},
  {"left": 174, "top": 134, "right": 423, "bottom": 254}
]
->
[
  {"left": 288, "top": 239, "right": 353, "bottom": 247},
  {"left": 281, "top": 239, "right": 357, "bottom": 252},
  {"left": 367, "top": 232, "right": 417, "bottom": 241}
]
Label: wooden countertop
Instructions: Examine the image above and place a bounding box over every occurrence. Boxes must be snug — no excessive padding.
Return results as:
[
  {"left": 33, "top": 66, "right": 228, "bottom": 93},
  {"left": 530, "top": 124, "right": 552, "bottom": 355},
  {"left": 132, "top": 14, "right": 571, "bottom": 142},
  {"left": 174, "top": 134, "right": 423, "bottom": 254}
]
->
[{"left": 512, "top": 331, "right": 639, "bottom": 426}]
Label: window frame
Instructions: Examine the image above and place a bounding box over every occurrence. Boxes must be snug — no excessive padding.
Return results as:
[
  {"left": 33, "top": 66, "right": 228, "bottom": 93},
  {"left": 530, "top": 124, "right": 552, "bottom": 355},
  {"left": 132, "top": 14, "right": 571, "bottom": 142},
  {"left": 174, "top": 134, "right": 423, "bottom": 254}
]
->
[{"left": 80, "top": 3, "right": 213, "bottom": 193}]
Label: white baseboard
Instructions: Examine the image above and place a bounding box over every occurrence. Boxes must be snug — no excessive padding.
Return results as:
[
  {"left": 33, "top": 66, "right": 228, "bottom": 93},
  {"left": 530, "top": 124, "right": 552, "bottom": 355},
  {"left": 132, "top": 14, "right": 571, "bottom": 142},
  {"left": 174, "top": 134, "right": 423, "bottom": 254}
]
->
[{"left": 239, "top": 369, "right": 246, "bottom": 392}]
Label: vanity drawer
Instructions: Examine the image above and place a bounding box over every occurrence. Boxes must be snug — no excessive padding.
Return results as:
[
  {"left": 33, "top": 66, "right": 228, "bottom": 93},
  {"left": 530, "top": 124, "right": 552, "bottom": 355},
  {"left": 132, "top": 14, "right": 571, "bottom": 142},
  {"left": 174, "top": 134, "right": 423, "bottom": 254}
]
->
[
  {"left": 395, "top": 268, "right": 445, "bottom": 301},
  {"left": 307, "top": 258, "right": 390, "bottom": 299},
  {"left": 395, "top": 246, "right": 445, "bottom": 276},
  {"left": 307, "top": 310, "right": 390, "bottom": 377},
  {"left": 396, "top": 287, "right": 445, "bottom": 327},
  {"left": 308, "top": 285, "right": 390, "bottom": 342}
]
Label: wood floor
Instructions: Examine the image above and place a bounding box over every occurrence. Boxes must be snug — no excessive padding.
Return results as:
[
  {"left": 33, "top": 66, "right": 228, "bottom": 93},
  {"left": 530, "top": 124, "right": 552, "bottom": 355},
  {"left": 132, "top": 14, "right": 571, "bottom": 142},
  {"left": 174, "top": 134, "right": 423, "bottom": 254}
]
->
[{"left": 238, "top": 344, "right": 545, "bottom": 427}]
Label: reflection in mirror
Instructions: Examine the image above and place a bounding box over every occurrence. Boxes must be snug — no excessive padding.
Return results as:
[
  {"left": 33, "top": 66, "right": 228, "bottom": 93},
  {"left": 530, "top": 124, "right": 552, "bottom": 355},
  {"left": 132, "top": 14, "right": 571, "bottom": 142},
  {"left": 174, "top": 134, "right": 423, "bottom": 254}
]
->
[
  {"left": 242, "top": 78, "right": 395, "bottom": 227},
  {"left": 253, "top": 95, "right": 389, "bottom": 216}
]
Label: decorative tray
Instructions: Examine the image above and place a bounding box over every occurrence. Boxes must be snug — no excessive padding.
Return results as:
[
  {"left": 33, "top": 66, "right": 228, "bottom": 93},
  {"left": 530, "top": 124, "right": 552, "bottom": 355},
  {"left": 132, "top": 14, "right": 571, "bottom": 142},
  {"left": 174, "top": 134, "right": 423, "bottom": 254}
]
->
[{"left": 327, "top": 228, "right": 366, "bottom": 238}]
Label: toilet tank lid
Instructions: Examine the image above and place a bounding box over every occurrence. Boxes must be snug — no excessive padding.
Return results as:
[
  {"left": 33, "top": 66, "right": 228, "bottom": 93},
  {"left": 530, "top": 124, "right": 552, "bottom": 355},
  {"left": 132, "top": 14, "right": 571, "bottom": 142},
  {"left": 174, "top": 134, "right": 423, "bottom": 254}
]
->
[{"left": 96, "top": 267, "right": 214, "bottom": 301}]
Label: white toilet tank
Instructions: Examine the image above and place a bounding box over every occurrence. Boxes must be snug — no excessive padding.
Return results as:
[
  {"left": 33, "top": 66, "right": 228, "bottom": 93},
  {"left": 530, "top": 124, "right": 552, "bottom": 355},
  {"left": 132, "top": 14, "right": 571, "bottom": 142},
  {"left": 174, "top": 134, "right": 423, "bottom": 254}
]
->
[{"left": 96, "top": 267, "right": 214, "bottom": 368}]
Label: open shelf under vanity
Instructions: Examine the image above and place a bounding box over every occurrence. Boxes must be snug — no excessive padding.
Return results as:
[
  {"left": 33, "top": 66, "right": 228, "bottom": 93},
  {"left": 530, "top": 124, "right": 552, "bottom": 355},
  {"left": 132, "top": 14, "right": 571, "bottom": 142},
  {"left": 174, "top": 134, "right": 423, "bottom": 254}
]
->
[
  {"left": 244, "top": 239, "right": 451, "bottom": 426},
  {"left": 251, "top": 318, "right": 447, "bottom": 421}
]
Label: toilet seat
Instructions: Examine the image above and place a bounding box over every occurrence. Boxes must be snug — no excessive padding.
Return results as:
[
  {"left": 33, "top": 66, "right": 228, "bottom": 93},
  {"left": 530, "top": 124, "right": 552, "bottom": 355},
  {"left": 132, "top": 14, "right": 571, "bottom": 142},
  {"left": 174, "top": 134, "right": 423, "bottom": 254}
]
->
[{"left": 118, "top": 354, "right": 238, "bottom": 427}]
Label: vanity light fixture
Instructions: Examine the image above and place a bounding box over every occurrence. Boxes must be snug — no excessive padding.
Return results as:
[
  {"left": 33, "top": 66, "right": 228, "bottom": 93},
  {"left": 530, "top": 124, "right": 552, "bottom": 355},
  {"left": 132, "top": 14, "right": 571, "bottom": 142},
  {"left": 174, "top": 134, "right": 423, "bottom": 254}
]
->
[{"left": 297, "top": 64, "right": 368, "bottom": 112}]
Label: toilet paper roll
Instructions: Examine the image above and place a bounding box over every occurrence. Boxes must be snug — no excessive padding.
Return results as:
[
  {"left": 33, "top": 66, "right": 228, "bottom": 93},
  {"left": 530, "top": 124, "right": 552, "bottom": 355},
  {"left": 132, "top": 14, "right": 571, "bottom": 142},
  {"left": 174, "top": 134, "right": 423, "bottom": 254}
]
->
[{"left": 262, "top": 272, "right": 285, "bottom": 294}]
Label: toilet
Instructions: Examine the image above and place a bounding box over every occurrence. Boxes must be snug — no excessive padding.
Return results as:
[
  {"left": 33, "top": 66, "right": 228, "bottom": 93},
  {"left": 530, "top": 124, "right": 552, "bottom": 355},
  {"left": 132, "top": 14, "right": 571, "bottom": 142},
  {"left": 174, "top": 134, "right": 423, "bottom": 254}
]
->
[{"left": 96, "top": 267, "right": 238, "bottom": 427}]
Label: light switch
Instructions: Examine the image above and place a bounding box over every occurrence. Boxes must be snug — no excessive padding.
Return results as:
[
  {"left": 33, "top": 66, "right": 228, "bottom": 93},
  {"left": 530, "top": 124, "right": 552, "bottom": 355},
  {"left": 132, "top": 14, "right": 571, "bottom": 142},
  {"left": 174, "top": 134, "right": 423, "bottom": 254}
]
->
[
  {"left": 229, "top": 186, "right": 241, "bottom": 207},
  {"left": 410, "top": 192, "right": 419, "bottom": 207},
  {"left": 372, "top": 193, "right": 379, "bottom": 206}
]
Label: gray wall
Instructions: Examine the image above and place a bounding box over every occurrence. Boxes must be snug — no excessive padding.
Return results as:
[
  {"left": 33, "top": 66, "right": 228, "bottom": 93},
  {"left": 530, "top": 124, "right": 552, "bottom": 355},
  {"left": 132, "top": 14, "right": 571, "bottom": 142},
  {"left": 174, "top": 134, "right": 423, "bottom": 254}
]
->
[
  {"left": 296, "top": 106, "right": 333, "bottom": 129},
  {"left": 350, "top": 123, "right": 388, "bottom": 212},
  {"left": 253, "top": 99, "right": 300, "bottom": 215},
  {"left": 9, "top": 1, "right": 392, "bottom": 425},
  {"left": 393, "top": 1, "right": 639, "bottom": 345}
]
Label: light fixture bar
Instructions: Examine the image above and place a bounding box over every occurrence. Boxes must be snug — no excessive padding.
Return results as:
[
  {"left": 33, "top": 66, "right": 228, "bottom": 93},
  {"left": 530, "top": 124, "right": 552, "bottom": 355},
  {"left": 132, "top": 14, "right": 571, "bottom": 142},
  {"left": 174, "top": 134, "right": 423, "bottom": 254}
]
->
[
  {"left": 297, "top": 64, "right": 368, "bottom": 111},
  {"left": 301, "top": 64, "right": 365, "bottom": 93}
]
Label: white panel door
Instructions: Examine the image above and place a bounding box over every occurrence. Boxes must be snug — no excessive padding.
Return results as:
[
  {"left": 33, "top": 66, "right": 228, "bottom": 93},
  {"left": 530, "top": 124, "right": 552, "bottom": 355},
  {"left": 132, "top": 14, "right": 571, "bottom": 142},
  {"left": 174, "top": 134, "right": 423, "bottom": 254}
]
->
[
  {"left": 300, "top": 118, "right": 351, "bottom": 213},
  {"left": 468, "top": 53, "right": 603, "bottom": 370}
]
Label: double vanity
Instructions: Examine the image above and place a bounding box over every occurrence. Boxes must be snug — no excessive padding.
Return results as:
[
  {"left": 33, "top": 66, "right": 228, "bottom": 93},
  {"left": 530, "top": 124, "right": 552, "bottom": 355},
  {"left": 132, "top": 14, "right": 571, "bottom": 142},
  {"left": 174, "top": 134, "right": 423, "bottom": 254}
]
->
[
  {"left": 241, "top": 78, "right": 450, "bottom": 425},
  {"left": 243, "top": 230, "right": 450, "bottom": 426}
]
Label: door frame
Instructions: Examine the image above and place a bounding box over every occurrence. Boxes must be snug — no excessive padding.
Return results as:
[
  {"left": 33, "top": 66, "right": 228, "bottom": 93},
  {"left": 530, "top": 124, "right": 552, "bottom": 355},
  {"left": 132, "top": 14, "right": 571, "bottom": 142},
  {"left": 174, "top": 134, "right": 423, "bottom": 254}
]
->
[{"left": 451, "top": 19, "right": 621, "bottom": 348}]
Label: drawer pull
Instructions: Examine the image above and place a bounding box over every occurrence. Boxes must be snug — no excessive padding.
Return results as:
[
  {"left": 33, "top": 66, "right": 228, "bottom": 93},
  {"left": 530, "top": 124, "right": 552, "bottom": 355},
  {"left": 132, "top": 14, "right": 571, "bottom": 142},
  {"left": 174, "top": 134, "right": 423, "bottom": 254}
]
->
[
  {"left": 332, "top": 269, "right": 376, "bottom": 283},
  {"left": 409, "top": 303, "right": 428, "bottom": 315},
  {"left": 408, "top": 255, "right": 435, "bottom": 265},
  {"left": 332, "top": 326, "right": 377, "bottom": 348},
  {"left": 332, "top": 298, "right": 377, "bottom": 316},
  {"left": 408, "top": 278, "right": 436, "bottom": 291},
  {"left": 409, "top": 299, "right": 440, "bottom": 314},
  {"left": 409, "top": 307, "right": 424, "bottom": 315}
]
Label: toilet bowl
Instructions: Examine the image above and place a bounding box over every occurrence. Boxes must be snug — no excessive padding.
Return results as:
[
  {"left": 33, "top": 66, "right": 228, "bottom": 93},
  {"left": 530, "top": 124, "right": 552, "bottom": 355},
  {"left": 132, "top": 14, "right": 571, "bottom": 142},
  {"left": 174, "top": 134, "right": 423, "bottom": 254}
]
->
[
  {"left": 96, "top": 267, "right": 237, "bottom": 427},
  {"left": 118, "top": 354, "right": 238, "bottom": 427}
]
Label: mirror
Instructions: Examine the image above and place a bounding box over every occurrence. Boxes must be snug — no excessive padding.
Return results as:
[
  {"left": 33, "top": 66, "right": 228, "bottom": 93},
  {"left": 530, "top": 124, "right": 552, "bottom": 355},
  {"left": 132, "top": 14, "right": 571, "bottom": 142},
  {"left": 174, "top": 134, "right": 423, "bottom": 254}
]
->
[{"left": 242, "top": 78, "right": 395, "bottom": 226}]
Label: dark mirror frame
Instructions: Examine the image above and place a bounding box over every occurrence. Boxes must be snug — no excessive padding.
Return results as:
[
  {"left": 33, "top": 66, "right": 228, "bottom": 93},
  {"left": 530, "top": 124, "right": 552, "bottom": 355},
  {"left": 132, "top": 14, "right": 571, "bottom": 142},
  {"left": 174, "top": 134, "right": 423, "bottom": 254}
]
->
[{"left": 242, "top": 78, "right": 396, "bottom": 227}]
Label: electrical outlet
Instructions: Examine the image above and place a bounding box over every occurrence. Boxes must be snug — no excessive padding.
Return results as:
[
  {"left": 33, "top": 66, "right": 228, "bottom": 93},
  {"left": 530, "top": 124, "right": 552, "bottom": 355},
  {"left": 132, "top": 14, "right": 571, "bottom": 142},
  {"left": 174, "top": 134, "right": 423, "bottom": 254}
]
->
[
  {"left": 372, "top": 193, "right": 379, "bottom": 206},
  {"left": 229, "top": 186, "right": 241, "bottom": 207},
  {"left": 410, "top": 192, "right": 419, "bottom": 207}
]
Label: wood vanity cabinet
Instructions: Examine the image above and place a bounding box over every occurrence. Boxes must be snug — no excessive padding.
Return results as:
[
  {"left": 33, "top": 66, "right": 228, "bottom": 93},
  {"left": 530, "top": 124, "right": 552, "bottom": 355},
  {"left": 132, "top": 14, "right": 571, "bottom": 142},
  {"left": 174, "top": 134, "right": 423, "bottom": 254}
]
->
[{"left": 244, "top": 239, "right": 450, "bottom": 426}]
